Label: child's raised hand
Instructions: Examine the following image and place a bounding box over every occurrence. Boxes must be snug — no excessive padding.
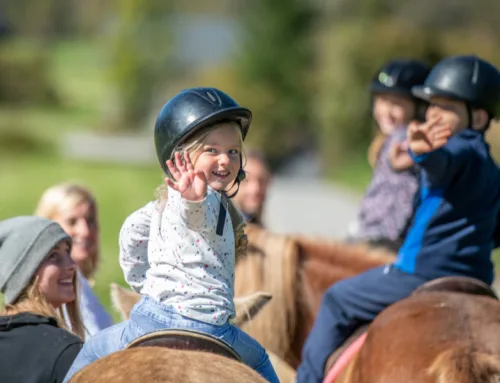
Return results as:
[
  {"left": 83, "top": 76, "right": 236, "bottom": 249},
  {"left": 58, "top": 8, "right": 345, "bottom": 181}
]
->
[
  {"left": 389, "top": 139, "right": 414, "bottom": 171},
  {"left": 407, "top": 117, "right": 452, "bottom": 156},
  {"left": 165, "top": 152, "right": 207, "bottom": 201}
]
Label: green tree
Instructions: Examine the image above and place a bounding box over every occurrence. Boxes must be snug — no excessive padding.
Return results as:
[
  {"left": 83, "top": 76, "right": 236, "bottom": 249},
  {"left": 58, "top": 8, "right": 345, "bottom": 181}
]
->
[
  {"left": 235, "top": 0, "right": 316, "bottom": 168},
  {"left": 106, "top": 0, "right": 174, "bottom": 131}
]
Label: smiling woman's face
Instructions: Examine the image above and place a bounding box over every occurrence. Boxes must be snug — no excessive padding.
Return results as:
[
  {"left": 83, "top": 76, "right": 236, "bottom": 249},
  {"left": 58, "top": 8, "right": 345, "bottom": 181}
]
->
[
  {"left": 52, "top": 201, "right": 99, "bottom": 275},
  {"left": 35, "top": 240, "right": 77, "bottom": 308}
]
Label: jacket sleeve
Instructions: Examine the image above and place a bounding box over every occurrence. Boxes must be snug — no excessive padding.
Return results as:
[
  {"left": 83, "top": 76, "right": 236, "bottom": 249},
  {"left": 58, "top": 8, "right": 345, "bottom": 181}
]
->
[
  {"left": 119, "top": 201, "right": 154, "bottom": 293},
  {"left": 52, "top": 342, "right": 83, "bottom": 383},
  {"left": 409, "top": 136, "right": 470, "bottom": 188}
]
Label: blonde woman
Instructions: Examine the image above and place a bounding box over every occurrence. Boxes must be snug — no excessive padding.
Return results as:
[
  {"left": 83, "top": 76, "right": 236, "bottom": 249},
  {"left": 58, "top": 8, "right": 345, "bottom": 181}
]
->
[
  {"left": 36, "top": 183, "right": 113, "bottom": 338},
  {"left": 0, "top": 216, "right": 84, "bottom": 383}
]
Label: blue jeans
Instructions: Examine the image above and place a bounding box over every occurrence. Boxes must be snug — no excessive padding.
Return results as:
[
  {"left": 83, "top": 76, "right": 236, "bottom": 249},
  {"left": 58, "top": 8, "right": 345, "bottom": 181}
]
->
[{"left": 64, "top": 296, "right": 279, "bottom": 383}]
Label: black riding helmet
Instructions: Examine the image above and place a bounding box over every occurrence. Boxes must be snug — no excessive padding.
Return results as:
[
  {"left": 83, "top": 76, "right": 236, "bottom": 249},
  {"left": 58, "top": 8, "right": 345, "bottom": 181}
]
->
[
  {"left": 370, "top": 59, "right": 431, "bottom": 122},
  {"left": 154, "top": 87, "right": 252, "bottom": 182},
  {"left": 412, "top": 55, "right": 500, "bottom": 120}
]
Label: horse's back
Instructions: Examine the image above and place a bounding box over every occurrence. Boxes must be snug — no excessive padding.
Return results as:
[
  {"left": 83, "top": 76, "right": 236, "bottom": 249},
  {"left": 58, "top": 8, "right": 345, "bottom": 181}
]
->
[
  {"left": 352, "top": 292, "right": 500, "bottom": 383},
  {"left": 68, "top": 347, "right": 267, "bottom": 383}
]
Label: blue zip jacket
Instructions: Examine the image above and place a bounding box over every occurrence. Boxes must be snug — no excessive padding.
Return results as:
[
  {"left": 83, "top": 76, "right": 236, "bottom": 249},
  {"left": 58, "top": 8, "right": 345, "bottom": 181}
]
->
[{"left": 394, "top": 129, "right": 500, "bottom": 285}]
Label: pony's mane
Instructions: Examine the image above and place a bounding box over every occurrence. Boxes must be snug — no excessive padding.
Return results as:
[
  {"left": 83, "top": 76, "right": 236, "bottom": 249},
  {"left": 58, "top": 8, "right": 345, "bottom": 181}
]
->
[
  {"left": 235, "top": 225, "right": 396, "bottom": 361},
  {"left": 235, "top": 224, "right": 299, "bottom": 360},
  {"left": 295, "top": 236, "right": 396, "bottom": 318},
  {"left": 294, "top": 235, "right": 395, "bottom": 270}
]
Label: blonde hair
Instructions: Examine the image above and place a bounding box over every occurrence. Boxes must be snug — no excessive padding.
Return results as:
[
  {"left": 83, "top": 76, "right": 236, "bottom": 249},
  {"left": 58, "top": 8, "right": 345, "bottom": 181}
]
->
[
  {"left": 35, "top": 183, "right": 100, "bottom": 281},
  {"left": 367, "top": 132, "right": 388, "bottom": 169},
  {"left": 155, "top": 121, "right": 248, "bottom": 261},
  {"left": 1, "top": 274, "right": 85, "bottom": 339}
]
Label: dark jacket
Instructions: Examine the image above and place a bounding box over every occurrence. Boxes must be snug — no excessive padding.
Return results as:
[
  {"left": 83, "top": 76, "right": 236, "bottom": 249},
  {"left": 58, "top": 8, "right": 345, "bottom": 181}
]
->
[
  {"left": 395, "top": 129, "right": 500, "bottom": 285},
  {"left": 0, "top": 312, "right": 83, "bottom": 383}
]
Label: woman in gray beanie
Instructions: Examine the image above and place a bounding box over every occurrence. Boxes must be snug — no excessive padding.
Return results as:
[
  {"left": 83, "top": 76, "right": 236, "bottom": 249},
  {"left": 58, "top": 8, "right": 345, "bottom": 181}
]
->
[{"left": 0, "top": 215, "right": 84, "bottom": 383}]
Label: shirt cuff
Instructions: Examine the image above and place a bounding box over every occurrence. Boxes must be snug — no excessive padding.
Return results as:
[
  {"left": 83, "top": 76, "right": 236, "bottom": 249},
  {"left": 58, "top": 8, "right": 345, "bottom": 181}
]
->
[
  {"left": 409, "top": 149, "right": 430, "bottom": 163},
  {"left": 180, "top": 195, "right": 207, "bottom": 210}
]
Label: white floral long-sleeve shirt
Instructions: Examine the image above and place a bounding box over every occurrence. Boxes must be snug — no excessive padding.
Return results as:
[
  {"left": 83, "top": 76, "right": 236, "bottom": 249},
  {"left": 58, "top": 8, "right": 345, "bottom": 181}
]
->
[
  {"left": 120, "top": 186, "right": 237, "bottom": 325},
  {"left": 119, "top": 202, "right": 154, "bottom": 293}
]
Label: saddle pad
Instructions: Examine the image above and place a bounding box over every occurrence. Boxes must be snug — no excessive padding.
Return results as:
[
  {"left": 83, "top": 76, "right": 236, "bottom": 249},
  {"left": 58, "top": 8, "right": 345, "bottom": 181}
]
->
[{"left": 323, "top": 332, "right": 367, "bottom": 383}]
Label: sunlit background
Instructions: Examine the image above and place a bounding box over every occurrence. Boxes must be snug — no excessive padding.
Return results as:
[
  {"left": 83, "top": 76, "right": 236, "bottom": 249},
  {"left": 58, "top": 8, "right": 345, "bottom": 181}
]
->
[{"left": 1, "top": 0, "right": 500, "bottom": 318}]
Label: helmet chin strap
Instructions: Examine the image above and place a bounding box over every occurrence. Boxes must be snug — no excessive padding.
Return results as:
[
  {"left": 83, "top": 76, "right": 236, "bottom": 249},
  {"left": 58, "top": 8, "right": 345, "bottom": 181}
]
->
[
  {"left": 467, "top": 104, "right": 473, "bottom": 128},
  {"left": 216, "top": 157, "right": 245, "bottom": 235},
  {"left": 225, "top": 156, "right": 245, "bottom": 199}
]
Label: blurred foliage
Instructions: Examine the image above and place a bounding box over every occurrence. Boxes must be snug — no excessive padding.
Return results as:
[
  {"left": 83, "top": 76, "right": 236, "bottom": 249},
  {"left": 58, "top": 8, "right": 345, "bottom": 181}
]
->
[
  {"left": 105, "top": 0, "right": 174, "bottom": 131},
  {"left": 313, "top": 19, "right": 443, "bottom": 175},
  {"left": 1, "top": 0, "right": 110, "bottom": 38},
  {"left": 0, "top": 122, "right": 55, "bottom": 158},
  {"left": 0, "top": 40, "right": 59, "bottom": 105},
  {"left": 3, "top": 0, "right": 500, "bottom": 168},
  {"left": 234, "top": 0, "right": 317, "bottom": 169}
]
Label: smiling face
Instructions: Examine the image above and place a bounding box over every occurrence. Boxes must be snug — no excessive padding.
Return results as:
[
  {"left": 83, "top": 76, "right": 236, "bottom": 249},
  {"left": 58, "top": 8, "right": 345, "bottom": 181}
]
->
[
  {"left": 233, "top": 156, "right": 271, "bottom": 218},
  {"left": 52, "top": 200, "right": 99, "bottom": 275},
  {"left": 191, "top": 122, "right": 243, "bottom": 191},
  {"left": 35, "top": 240, "right": 77, "bottom": 309},
  {"left": 373, "top": 93, "right": 416, "bottom": 134}
]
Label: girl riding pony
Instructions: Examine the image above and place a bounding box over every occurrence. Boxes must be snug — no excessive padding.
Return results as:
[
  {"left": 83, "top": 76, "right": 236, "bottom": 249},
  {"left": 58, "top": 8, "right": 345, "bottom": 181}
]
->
[{"left": 63, "top": 87, "right": 279, "bottom": 383}]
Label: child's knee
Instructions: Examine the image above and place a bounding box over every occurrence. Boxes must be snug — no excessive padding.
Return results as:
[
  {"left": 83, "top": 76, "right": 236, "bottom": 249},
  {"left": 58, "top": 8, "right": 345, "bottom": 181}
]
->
[{"left": 323, "top": 281, "right": 344, "bottom": 304}]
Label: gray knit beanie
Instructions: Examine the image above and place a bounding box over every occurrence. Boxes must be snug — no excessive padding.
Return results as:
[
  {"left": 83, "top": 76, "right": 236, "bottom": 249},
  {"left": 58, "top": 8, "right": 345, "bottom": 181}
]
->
[{"left": 0, "top": 216, "right": 72, "bottom": 304}]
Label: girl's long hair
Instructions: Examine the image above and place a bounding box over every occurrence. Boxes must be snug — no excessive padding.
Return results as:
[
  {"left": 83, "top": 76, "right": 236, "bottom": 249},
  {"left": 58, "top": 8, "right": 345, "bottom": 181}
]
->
[{"left": 1, "top": 273, "right": 85, "bottom": 339}]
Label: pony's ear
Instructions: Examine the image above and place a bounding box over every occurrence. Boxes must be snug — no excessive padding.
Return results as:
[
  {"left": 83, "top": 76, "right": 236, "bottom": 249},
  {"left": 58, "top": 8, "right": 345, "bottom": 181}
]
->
[
  {"left": 233, "top": 291, "right": 272, "bottom": 327},
  {"left": 110, "top": 283, "right": 141, "bottom": 321}
]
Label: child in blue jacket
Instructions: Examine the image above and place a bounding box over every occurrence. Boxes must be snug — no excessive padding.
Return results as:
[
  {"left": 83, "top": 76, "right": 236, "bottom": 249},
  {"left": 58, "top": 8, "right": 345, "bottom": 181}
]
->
[{"left": 297, "top": 55, "right": 500, "bottom": 383}]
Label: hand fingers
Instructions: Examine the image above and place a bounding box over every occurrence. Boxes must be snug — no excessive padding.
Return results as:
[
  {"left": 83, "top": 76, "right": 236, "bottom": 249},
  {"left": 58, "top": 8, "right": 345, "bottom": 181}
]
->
[
  {"left": 193, "top": 169, "right": 206, "bottom": 180},
  {"left": 417, "top": 116, "right": 441, "bottom": 134},
  {"left": 432, "top": 137, "right": 449, "bottom": 148},
  {"left": 431, "top": 130, "right": 452, "bottom": 143},
  {"left": 175, "top": 152, "right": 187, "bottom": 173},
  {"left": 177, "top": 175, "right": 190, "bottom": 193},
  {"left": 408, "top": 122, "right": 421, "bottom": 135},
  {"left": 432, "top": 126, "right": 452, "bottom": 137},
  {"left": 430, "top": 124, "right": 452, "bottom": 137},
  {"left": 165, "top": 177, "right": 178, "bottom": 190},
  {"left": 389, "top": 142, "right": 398, "bottom": 153},
  {"left": 425, "top": 116, "right": 443, "bottom": 130},
  {"left": 184, "top": 151, "right": 194, "bottom": 171},
  {"left": 166, "top": 160, "right": 181, "bottom": 181}
]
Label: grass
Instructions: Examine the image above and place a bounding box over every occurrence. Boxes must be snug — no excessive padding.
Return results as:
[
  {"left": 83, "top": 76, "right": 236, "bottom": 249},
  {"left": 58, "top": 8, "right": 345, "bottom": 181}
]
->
[
  {"left": 0, "top": 38, "right": 151, "bottom": 320},
  {"left": 0, "top": 153, "right": 163, "bottom": 321}
]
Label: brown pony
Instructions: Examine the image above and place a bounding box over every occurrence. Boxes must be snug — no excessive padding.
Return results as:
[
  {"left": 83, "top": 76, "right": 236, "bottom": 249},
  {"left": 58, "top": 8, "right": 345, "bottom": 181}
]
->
[
  {"left": 333, "top": 290, "right": 500, "bottom": 383},
  {"left": 110, "top": 223, "right": 500, "bottom": 382},
  {"left": 235, "top": 223, "right": 396, "bottom": 368},
  {"left": 110, "top": 223, "right": 396, "bottom": 370},
  {"left": 68, "top": 347, "right": 267, "bottom": 383},
  {"left": 239, "top": 225, "right": 500, "bottom": 383},
  {"left": 109, "top": 284, "right": 297, "bottom": 383}
]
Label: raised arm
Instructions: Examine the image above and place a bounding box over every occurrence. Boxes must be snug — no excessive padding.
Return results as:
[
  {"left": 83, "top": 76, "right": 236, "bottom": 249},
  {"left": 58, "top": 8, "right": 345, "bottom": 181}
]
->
[
  {"left": 409, "top": 135, "right": 469, "bottom": 188},
  {"left": 407, "top": 117, "right": 468, "bottom": 188}
]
